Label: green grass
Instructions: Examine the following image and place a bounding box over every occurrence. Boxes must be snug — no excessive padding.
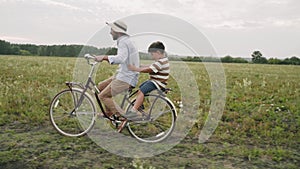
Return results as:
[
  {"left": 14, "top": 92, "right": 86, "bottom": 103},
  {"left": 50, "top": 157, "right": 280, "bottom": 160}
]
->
[{"left": 0, "top": 55, "right": 299, "bottom": 168}]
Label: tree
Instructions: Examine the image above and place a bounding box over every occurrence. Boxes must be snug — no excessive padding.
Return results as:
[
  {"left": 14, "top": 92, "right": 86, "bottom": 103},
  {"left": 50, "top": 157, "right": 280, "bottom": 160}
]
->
[
  {"left": 11, "top": 45, "right": 20, "bottom": 55},
  {"left": 19, "top": 49, "right": 32, "bottom": 56},
  {"left": 0, "top": 40, "right": 12, "bottom": 54},
  {"left": 282, "top": 56, "right": 300, "bottom": 65},
  {"left": 105, "top": 47, "right": 117, "bottom": 55},
  {"left": 221, "top": 55, "right": 234, "bottom": 63},
  {"left": 289, "top": 56, "right": 300, "bottom": 65},
  {"left": 251, "top": 51, "right": 267, "bottom": 64},
  {"left": 268, "top": 58, "right": 282, "bottom": 64}
]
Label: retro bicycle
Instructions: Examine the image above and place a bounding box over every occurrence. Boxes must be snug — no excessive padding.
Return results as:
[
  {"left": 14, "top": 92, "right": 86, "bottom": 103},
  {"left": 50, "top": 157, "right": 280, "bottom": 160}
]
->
[{"left": 49, "top": 54, "right": 177, "bottom": 143}]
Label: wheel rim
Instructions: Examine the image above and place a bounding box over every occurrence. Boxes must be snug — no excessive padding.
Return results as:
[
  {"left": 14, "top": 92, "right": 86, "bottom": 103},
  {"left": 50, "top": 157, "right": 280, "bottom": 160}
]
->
[
  {"left": 49, "top": 89, "right": 96, "bottom": 137},
  {"left": 127, "top": 95, "right": 176, "bottom": 143}
]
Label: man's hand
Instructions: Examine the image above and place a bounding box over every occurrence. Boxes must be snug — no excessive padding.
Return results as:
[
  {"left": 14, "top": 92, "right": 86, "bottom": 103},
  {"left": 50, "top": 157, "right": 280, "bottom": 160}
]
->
[{"left": 95, "top": 55, "right": 105, "bottom": 62}]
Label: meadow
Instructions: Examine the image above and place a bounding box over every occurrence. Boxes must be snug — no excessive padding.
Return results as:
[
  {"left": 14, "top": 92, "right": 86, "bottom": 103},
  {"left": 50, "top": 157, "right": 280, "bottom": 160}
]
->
[{"left": 0, "top": 55, "right": 299, "bottom": 168}]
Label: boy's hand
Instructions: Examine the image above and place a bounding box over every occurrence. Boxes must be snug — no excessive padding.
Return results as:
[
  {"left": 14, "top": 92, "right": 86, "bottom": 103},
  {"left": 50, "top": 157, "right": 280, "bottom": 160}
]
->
[{"left": 127, "top": 64, "right": 137, "bottom": 71}]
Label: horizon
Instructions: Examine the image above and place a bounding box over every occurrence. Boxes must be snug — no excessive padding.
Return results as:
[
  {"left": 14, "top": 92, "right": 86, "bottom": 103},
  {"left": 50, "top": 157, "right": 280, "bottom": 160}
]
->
[{"left": 1, "top": 38, "right": 299, "bottom": 60}]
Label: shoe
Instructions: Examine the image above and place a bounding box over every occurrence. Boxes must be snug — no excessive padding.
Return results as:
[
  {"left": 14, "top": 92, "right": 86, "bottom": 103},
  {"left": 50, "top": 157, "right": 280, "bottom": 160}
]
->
[
  {"left": 117, "top": 119, "right": 128, "bottom": 133},
  {"left": 123, "top": 110, "right": 141, "bottom": 119},
  {"left": 139, "top": 104, "right": 145, "bottom": 110}
]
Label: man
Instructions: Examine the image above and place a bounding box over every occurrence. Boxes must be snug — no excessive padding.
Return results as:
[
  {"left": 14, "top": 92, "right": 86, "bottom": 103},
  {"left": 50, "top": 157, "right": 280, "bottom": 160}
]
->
[{"left": 95, "top": 20, "right": 139, "bottom": 130}]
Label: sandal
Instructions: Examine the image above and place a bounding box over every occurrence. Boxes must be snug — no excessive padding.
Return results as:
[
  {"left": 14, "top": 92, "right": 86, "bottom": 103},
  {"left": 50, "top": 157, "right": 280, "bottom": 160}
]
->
[{"left": 117, "top": 119, "right": 128, "bottom": 133}]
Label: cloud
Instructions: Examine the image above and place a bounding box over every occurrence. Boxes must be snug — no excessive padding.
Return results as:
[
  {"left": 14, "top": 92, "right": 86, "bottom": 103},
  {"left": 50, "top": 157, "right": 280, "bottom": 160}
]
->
[
  {"left": 39, "top": 0, "right": 82, "bottom": 11},
  {"left": 94, "top": 0, "right": 300, "bottom": 30},
  {"left": 266, "top": 0, "right": 290, "bottom": 5},
  {"left": 0, "top": 36, "right": 32, "bottom": 43},
  {"left": 1, "top": 0, "right": 299, "bottom": 56},
  {"left": 204, "top": 20, "right": 262, "bottom": 30}
]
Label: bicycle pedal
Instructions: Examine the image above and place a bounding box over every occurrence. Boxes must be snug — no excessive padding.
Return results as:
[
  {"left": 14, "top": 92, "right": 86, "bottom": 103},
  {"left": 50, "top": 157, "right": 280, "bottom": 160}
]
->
[{"left": 111, "top": 121, "right": 118, "bottom": 127}]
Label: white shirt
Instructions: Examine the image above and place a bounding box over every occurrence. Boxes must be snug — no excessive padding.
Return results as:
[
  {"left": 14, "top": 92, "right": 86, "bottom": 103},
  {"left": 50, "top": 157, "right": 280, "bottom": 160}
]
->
[{"left": 108, "top": 35, "right": 140, "bottom": 87}]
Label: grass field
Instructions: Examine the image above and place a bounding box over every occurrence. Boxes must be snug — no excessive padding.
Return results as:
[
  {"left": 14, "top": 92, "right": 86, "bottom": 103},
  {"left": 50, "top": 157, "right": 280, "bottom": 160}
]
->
[{"left": 0, "top": 55, "right": 299, "bottom": 168}]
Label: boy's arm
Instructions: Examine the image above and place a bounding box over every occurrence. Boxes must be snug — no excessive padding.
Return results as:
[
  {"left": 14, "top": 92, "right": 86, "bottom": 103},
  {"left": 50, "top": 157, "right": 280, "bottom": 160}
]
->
[
  {"left": 128, "top": 64, "right": 153, "bottom": 73},
  {"left": 140, "top": 64, "right": 150, "bottom": 67}
]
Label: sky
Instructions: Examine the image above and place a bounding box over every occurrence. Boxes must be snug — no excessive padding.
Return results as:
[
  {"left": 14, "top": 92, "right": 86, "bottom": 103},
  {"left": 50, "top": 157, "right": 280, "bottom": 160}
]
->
[{"left": 0, "top": 0, "right": 300, "bottom": 58}]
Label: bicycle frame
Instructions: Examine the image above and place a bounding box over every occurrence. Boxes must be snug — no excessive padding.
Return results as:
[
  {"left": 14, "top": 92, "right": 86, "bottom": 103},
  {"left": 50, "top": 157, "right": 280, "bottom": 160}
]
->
[
  {"left": 65, "top": 56, "right": 172, "bottom": 122},
  {"left": 49, "top": 54, "right": 177, "bottom": 141},
  {"left": 65, "top": 58, "right": 138, "bottom": 121}
]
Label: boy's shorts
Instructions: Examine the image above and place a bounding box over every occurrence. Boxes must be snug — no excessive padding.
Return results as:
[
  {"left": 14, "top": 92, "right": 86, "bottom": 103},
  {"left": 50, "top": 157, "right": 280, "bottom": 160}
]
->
[{"left": 139, "top": 80, "right": 158, "bottom": 95}]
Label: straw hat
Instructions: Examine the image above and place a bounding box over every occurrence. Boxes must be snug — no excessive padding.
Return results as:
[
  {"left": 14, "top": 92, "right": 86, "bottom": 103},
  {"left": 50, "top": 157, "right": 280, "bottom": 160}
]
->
[{"left": 106, "top": 20, "right": 127, "bottom": 34}]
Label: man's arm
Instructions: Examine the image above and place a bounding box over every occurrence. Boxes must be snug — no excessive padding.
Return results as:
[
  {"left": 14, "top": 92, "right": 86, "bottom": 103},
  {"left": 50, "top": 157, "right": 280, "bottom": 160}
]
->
[
  {"left": 107, "top": 43, "right": 128, "bottom": 64},
  {"left": 94, "top": 42, "right": 128, "bottom": 64}
]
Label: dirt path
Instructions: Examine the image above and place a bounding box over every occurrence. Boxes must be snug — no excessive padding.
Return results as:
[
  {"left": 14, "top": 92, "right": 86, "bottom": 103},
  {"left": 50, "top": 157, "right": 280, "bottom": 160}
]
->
[{"left": 0, "top": 123, "right": 298, "bottom": 169}]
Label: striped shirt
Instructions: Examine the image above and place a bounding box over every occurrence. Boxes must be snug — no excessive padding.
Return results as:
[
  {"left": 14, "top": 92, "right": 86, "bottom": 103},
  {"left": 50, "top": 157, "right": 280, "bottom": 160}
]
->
[{"left": 149, "top": 57, "right": 170, "bottom": 89}]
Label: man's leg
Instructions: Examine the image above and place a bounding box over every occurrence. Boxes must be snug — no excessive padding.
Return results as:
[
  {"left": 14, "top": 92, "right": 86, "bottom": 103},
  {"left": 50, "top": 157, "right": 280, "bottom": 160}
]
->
[
  {"left": 99, "top": 78, "right": 130, "bottom": 116},
  {"left": 97, "top": 76, "right": 114, "bottom": 115},
  {"left": 98, "top": 76, "right": 114, "bottom": 91}
]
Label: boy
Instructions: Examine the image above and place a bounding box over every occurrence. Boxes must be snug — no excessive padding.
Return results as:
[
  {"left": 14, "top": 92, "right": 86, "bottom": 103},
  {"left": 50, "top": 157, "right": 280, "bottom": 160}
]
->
[{"left": 118, "top": 41, "right": 169, "bottom": 132}]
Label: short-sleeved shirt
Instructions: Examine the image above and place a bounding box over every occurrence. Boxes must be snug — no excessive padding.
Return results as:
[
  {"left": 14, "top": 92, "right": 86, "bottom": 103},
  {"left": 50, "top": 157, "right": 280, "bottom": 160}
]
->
[{"left": 149, "top": 57, "right": 170, "bottom": 89}]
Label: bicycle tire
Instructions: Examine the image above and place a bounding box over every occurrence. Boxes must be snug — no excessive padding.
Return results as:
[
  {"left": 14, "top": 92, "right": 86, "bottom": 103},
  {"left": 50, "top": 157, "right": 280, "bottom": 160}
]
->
[
  {"left": 49, "top": 88, "right": 96, "bottom": 137},
  {"left": 126, "top": 94, "right": 177, "bottom": 143}
]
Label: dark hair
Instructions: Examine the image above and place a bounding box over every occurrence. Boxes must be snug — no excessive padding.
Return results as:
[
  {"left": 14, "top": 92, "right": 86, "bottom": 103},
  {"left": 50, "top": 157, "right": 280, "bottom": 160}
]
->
[{"left": 148, "top": 41, "right": 165, "bottom": 53}]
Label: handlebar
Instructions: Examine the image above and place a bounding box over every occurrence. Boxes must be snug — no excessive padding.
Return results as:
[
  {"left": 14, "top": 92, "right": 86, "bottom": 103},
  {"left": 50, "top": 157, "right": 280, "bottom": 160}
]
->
[
  {"left": 84, "top": 54, "right": 97, "bottom": 65},
  {"left": 84, "top": 54, "right": 95, "bottom": 60}
]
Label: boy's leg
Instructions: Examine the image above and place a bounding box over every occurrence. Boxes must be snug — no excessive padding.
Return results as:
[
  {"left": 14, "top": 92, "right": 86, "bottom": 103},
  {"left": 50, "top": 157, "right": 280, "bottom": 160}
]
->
[
  {"left": 119, "top": 81, "right": 157, "bottom": 132},
  {"left": 133, "top": 90, "right": 144, "bottom": 111},
  {"left": 125, "top": 80, "right": 157, "bottom": 118}
]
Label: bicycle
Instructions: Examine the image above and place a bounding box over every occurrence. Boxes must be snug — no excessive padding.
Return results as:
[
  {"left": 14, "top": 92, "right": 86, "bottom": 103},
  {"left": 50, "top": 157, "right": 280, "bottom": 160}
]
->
[{"left": 49, "top": 54, "right": 177, "bottom": 143}]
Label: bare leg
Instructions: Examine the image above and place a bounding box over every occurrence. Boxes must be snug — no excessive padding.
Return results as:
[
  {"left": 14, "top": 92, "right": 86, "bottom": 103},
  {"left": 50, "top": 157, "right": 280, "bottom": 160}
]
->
[{"left": 133, "top": 90, "right": 144, "bottom": 111}]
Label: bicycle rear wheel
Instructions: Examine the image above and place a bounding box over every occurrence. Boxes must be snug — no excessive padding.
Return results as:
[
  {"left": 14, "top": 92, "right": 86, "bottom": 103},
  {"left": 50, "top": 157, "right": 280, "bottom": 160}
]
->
[
  {"left": 127, "top": 94, "right": 177, "bottom": 143},
  {"left": 49, "top": 88, "right": 96, "bottom": 137}
]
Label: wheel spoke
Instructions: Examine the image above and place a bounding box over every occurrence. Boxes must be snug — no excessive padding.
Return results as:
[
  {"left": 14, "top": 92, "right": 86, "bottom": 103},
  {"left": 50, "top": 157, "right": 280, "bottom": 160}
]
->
[
  {"left": 127, "top": 94, "right": 176, "bottom": 143},
  {"left": 49, "top": 89, "right": 96, "bottom": 137}
]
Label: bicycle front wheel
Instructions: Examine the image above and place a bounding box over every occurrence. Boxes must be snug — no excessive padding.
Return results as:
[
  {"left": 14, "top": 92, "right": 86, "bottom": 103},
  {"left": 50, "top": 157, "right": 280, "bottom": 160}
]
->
[
  {"left": 49, "top": 88, "right": 96, "bottom": 137},
  {"left": 127, "top": 94, "right": 177, "bottom": 143}
]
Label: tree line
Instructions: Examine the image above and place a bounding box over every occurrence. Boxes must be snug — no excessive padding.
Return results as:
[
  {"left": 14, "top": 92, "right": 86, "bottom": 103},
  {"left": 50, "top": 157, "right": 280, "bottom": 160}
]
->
[
  {"left": 250, "top": 50, "right": 300, "bottom": 65},
  {"left": 0, "top": 40, "right": 299, "bottom": 65},
  {"left": 181, "top": 53, "right": 300, "bottom": 65},
  {"left": 0, "top": 39, "right": 116, "bottom": 57},
  {"left": 181, "top": 55, "right": 248, "bottom": 63}
]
